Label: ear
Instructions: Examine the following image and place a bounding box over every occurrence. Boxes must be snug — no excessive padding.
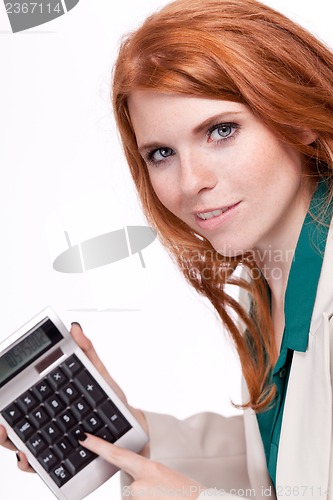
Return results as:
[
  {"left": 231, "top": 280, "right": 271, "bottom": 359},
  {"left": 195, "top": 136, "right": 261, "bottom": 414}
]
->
[{"left": 296, "top": 129, "right": 318, "bottom": 145}]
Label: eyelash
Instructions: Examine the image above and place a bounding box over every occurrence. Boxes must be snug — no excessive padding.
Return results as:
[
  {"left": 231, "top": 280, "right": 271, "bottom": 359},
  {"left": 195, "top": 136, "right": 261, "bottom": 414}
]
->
[
  {"left": 145, "top": 121, "right": 240, "bottom": 167},
  {"left": 207, "top": 121, "right": 240, "bottom": 144}
]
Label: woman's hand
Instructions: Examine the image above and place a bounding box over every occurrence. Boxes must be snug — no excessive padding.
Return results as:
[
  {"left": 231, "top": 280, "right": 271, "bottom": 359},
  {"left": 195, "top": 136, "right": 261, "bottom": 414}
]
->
[
  {"left": 80, "top": 433, "right": 205, "bottom": 500},
  {"left": 0, "top": 423, "right": 35, "bottom": 472},
  {"left": 0, "top": 322, "right": 148, "bottom": 472}
]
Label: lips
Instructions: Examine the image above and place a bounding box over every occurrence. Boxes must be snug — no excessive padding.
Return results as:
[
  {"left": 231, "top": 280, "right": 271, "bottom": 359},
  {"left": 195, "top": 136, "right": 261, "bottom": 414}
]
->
[
  {"left": 196, "top": 207, "right": 231, "bottom": 220},
  {"left": 195, "top": 202, "right": 239, "bottom": 219},
  {"left": 194, "top": 202, "right": 241, "bottom": 229}
]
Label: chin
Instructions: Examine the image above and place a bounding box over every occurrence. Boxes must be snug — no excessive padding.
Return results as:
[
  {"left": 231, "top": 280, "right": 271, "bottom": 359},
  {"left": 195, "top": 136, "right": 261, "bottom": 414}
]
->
[{"left": 208, "top": 238, "right": 248, "bottom": 258}]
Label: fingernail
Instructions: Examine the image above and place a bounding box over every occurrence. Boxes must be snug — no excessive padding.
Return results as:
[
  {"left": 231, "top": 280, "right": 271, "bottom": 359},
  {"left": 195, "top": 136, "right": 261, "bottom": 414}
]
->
[
  {"left": 71, "top": 322, "right": 82, "bottom": 329},
  {"left": 16, "top": 452, "right": 21, "bottom": 462},
  {"left": 77, "top": 432, "right": 87, "bottom": 442}
]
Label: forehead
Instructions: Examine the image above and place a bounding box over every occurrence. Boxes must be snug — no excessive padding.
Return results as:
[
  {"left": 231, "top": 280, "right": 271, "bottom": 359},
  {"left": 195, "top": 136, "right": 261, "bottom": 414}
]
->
[{"left": 128, "top": 90, "right": 247, "bottom": 117}]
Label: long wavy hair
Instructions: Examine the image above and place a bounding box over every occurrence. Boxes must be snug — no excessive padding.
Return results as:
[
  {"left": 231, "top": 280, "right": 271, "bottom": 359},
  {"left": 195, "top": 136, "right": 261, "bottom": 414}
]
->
[{"left": 112, "top": 0, "right": 333, "bottom": 410}]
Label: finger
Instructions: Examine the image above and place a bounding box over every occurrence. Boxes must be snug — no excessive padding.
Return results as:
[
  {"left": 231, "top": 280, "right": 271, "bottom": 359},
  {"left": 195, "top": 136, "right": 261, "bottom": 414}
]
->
[
  {"left": 16, "top": 451, "right": 35, "bottom": 473},
  {"left": 0, "top": 425, "right": 16, "bottom": 451},
  {"left": 79, "top": 433, "right": 147, "bottom": 479},
  {"left": 70, "top": 323, "right": 127, "bottom": 403},
  {"left": 70, "top": 323, "right": 112, "bottom": 381}
]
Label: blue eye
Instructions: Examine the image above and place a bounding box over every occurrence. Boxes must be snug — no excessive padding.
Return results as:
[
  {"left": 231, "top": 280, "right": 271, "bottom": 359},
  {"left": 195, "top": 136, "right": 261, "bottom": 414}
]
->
[
  {"left": 147, "top": 147, "right": 174, "bottom": 164},
  {"left": 209, "top": 123, "right": 238, "bottom": 142}
]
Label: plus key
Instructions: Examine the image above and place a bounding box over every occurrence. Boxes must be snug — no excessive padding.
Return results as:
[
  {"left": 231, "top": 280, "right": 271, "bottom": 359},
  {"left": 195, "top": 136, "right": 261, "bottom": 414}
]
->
[{"left": 74, "top": 371, "right": 106, "bottom": 408}]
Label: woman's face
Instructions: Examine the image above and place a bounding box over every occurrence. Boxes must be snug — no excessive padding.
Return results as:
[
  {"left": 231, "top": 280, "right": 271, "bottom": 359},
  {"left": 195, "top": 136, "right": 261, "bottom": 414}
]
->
[{"left": 128, "top": 91, "right": 312, "bottom": 257}]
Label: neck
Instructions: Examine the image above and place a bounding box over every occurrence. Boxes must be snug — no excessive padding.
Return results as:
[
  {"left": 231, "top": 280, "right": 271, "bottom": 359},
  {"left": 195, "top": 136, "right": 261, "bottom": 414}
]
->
[{"left": 254, "top": 181, "right": 315, "bottom": 306}]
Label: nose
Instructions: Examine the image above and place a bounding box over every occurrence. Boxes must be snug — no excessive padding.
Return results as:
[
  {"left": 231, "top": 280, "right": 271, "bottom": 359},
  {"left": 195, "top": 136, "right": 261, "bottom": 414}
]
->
[{"left": 178, "top": 149, "right": 217, "bottom": 196}]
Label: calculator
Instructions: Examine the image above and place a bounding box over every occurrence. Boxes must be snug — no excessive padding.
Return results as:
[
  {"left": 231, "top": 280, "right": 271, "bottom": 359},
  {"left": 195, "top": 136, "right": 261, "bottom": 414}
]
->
[{"left": 0, "top": 308, "right": 148, "bottom": 500}]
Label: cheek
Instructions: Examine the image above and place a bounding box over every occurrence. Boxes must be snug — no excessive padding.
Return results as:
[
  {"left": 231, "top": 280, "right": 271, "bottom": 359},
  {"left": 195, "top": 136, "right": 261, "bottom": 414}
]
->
[
  {"left": 244, "top": 140, "right": 302, "bottom": 188},
  {"left": 149, "top": 173, "right": 180, "bottom": 212}
]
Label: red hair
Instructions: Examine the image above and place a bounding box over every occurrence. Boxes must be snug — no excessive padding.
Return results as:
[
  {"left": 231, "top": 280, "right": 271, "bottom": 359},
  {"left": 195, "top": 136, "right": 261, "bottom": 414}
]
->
[{"left": 112, "top": 0, "right": 333, "bottom": 410}]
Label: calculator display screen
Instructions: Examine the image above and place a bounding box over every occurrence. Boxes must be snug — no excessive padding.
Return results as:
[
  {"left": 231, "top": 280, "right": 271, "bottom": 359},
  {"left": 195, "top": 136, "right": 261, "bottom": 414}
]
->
[{"left": 0, "top": 319, "right": 63, "bottom": 387}]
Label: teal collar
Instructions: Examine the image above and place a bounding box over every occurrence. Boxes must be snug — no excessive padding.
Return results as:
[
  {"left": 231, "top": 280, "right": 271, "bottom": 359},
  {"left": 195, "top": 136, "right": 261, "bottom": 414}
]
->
[{"left": 282, "top": 181, "right": 331, "bottom": 353}]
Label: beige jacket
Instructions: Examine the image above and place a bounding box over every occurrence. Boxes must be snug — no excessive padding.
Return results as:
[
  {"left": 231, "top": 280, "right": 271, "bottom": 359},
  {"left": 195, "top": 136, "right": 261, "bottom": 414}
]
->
[{"left": 122, "top": 225, "right": 333, "bottom": 500}]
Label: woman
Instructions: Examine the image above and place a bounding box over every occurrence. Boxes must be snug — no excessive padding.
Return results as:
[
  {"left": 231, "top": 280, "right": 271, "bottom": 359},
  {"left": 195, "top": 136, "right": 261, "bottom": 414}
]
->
[{"left": 1, "top": 0, "right": 333, "bottom": 498}]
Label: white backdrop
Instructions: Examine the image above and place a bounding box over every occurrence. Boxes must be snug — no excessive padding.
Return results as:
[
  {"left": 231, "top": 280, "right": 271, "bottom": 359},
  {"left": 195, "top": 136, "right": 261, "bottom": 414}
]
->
[{"left": 0, "top": 1, "right": 332, "bottom": 498}]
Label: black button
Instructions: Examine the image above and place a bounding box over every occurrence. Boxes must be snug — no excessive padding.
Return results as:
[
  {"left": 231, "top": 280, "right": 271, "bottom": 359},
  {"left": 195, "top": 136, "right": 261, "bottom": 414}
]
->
[
  {"left": 68, "top": 425, "right": 86, "bottom": 446},
  {"left": 82, "top": 413, "right": 103, "bottom": 433},
  {"left": 26, "top": 434, "right": 48, "bottom": 457},
  {"left": 74, "top": 371, "right": 106, "bottom": 408},
  {"left": 32, "top": 380, "right": 53, "bottom": 402},
  {"left": 71, "top": 397, "right": 91, "bottom": 420},
  {"left": 98, "top": 400, "right": 131, "bottom": 438},
  {"left": 2, "top": 403, "right": 23, "bottom": 426},
  {"left": 48, "top": 367, "right": 68, "bottom": 390},
  {"left": 62, "top": 355, "right": 83, "bottom": 378},
  {"left": 50, "top": 464, "right": 72, "bottom": 487},
  {"left": 44, "top": 395, "right": 65, "bottom": 418},
  {"left": 56, "top": 409, "right": 78, "bottom": 433},
  {"left": 28, "top": 406, "right": 50, "bottom": 429},
  {"left": 38, "top": 449, "right": 59, "bottom": 472},
  {"left": 95, "top": 426, "right": 116, "bottom": 443},
  {"left": 40, "top": 422, "right": 62, "bottom": 445},
  {"left": 59, "top": 383, "right": 80, "bottom": 405},
  {"left": 279, "top": 367, "right": 287, "bottom": 378},
  {"left": 14, "top": 418, "right": 35, "bottom": 442},
  {"left": 53, "top": 437, "right": 74, "bottom": 460},
  {"left": 17, "top": 391, "right": 38, "bottom": 413},
  {"left": 64, "top": 447, "right": 95, "bottom": 475}
]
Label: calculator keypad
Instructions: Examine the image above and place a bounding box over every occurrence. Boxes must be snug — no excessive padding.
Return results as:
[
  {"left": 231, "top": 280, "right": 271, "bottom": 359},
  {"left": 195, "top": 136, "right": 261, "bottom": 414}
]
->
[{"left": 2, "top": 354, "right": 132, "bottom": 488}]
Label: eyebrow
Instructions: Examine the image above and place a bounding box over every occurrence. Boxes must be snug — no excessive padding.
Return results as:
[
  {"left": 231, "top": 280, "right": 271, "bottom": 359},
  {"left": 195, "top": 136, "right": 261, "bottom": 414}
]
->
[
  {"left": 137, "top": 111, "right": 242, "bottom": 155},
  {"left": 192, "top": 111, "right": 242, "bottom": 134}
]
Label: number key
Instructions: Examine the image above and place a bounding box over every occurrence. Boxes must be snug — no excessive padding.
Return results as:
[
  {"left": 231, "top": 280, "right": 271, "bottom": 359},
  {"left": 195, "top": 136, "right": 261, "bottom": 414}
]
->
[
  {"left": 56, "top": 409, "right": 77, "bottom": 433},
  {"left": 68, "top": 425, "right": 86, "bottom": 446},
  {"left": 29, "top": 406, "right": 49, "bottom": 429},
  {"left": 64, "top": 447, "right": 95, "bottom": 475},
  {"left": 41, "top": 422, "right": 62, "bottom": 445},
  {"left": 71, "top": 397, "right": 91, "bottom": 420},
  {"left": 59, "top": 383, "right": 79, "bottom": 405},
  {"left": 82, "top": 413, "right": 103, "bottom": 433},
  {"left": 44, "top": 395, "right": 65, "bottom": 418},
  {"left": 53, "top": 437, "right": 74, "bottom": 460}
]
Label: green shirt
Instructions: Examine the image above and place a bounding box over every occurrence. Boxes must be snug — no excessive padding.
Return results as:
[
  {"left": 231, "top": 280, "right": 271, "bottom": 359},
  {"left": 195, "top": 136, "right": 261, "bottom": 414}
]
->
[{"left": 256, "top": 181, "right": 332, "bottom": 487}]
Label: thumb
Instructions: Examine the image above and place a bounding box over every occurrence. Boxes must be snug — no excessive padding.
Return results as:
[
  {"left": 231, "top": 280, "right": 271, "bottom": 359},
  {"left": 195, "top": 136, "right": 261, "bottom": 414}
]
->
[{"left": 79, "top": 433, "right": 147, "bottom": 479}]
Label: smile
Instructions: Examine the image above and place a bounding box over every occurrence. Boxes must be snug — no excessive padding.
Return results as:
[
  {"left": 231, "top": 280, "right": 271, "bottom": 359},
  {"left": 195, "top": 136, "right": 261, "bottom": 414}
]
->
[
  {"left": 194, "top": 202, "right": 241, "bottom": 230},
  {"left": 196, "top": 207, "right": 231, "bottom": 220}
]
